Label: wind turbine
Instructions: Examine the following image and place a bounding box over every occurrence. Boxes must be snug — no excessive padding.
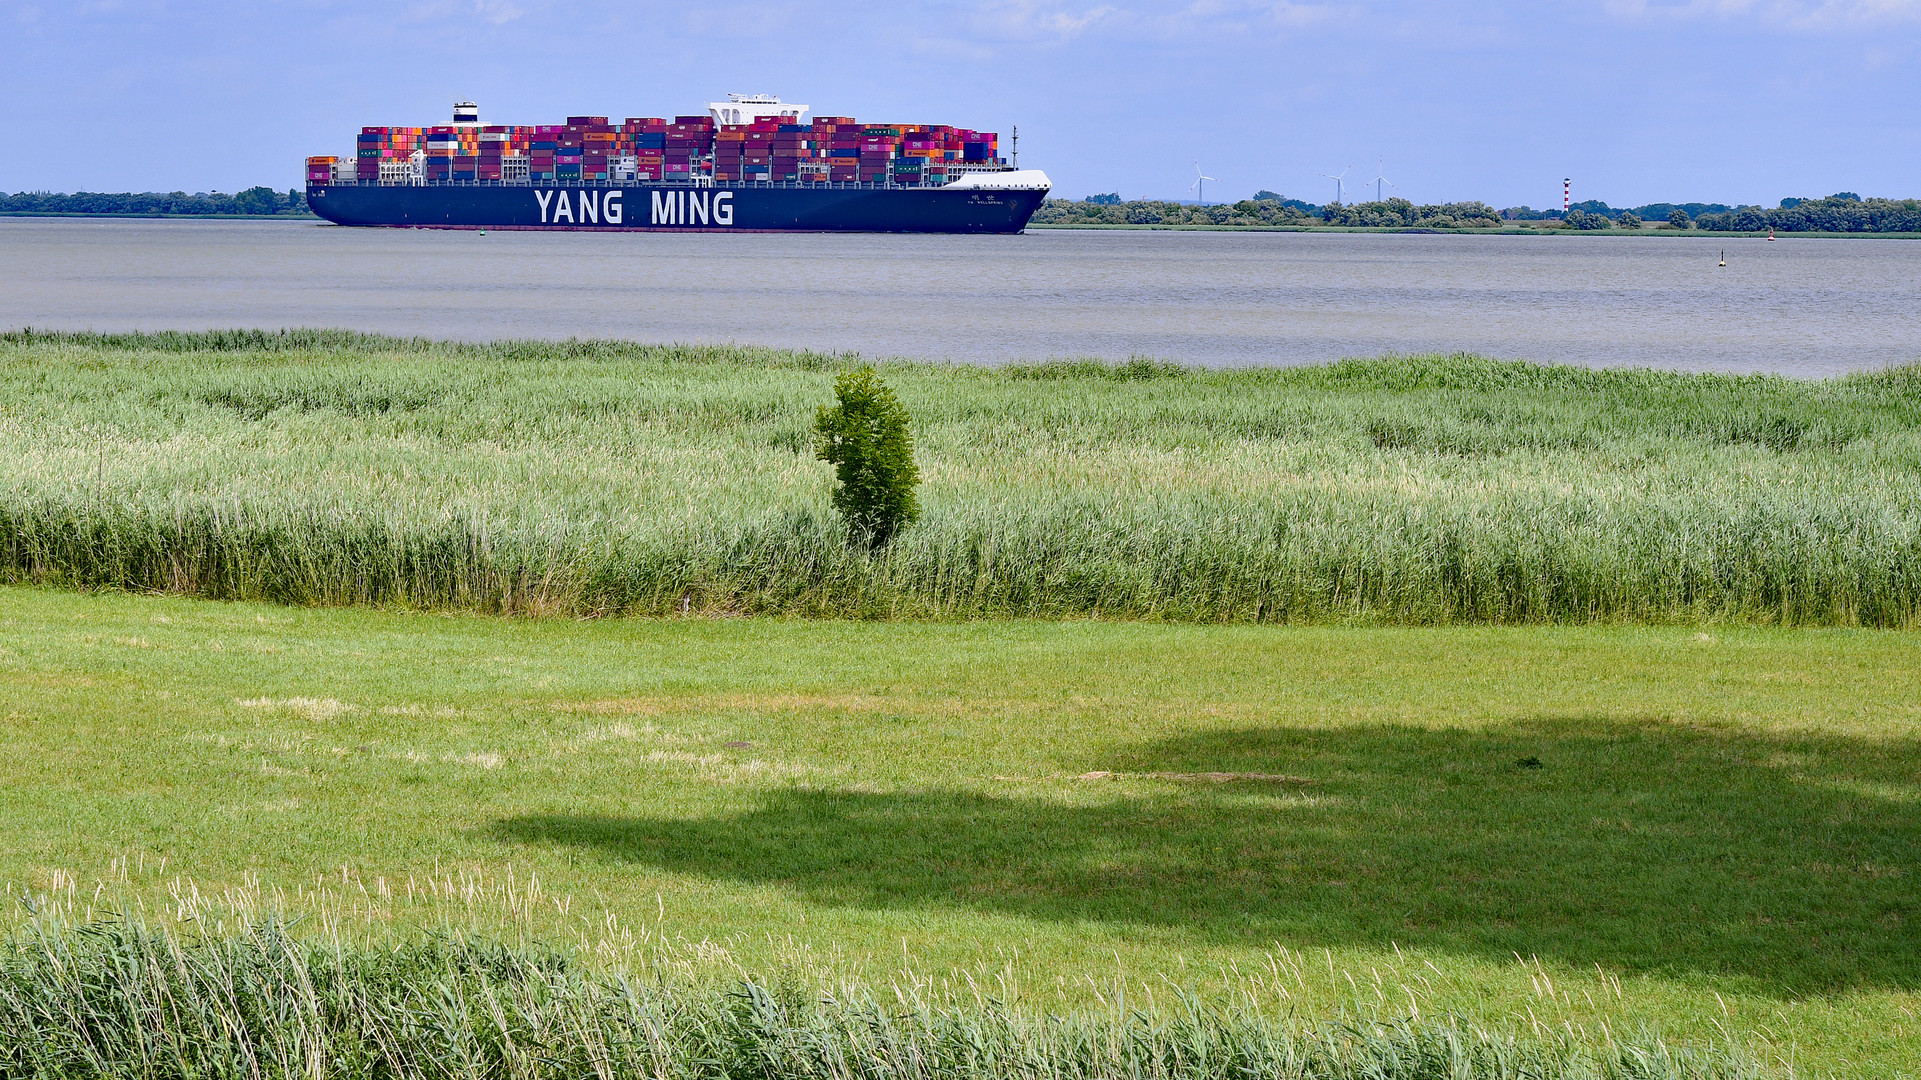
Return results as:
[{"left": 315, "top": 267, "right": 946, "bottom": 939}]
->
[
  {"left": 1320, "top": 164, "right": 1353, "bottom": 205},
  {"left": 1366, "top": 158, "right": 1396, "bottom": 203},
  {"left": 1190, "top": 161, "right": 1217, "bottom": 205}
]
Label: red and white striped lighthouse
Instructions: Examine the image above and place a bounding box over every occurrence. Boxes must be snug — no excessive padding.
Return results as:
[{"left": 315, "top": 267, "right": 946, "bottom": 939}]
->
[{"left": 1563, "top": 178, "right": 1571, "bottom": 212}]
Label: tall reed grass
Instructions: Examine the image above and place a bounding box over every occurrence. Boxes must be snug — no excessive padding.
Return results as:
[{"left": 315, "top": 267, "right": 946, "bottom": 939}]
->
[
  {"left": 3, "top": 328, "right": 1918, "bottom": 625},
  {"left": 0, "top": 908, "right": 1763, "bottom": 1080}
]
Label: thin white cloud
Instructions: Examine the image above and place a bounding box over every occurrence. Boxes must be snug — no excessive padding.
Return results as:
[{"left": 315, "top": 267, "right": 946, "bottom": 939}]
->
[
  {"left": 1605, "top": 0, "right": 1921, "bottom": 30},
  {"left": 1260, "top": 0, "right": 1349, "bottom": 26},
  {"left": 1136, "top": 0, "right": 1353, "bottom": 36},
  {"left": 944, "top": 0, "right": 1358, "bottom": 47},
  {"left": 969, "top": 0, "right": 1119, "bottom": 40},
  {"left": 908, "top": 0, "right": 1119, "bottom": 56},
  {"left": 405, "top": 0, "right": 524, "bottom": 24},
  {"left": 474, "top": 0, "right": 521, "bottom": 24}
]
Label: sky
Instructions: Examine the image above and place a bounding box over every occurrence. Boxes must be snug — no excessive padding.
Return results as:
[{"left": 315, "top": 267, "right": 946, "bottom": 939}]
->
[{"left": 2, "top": 0, "right": 1917, "bottom": 206}]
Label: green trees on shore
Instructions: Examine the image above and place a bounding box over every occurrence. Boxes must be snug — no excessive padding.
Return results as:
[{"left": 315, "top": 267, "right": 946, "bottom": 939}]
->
[
  {"left": 1692, "top": 194, "right": 1921, "bottom": 233},
  {"left": 1031, "top": 195, "right": 1502, "bottom": 228},
  {"left": 1034, "top": 197, "right": 1314, "bottom": 226},
  {"left": 0, "top": 187, "right": 311, "bottom": 217},
  {"left": 1539, "top": 194, "right": 1920, "bottom": 233},
  {"left": 1040, "top": 191, "right": 1920, "bottom": 232},
  {"left": 1319, "top": 198, "right": 1503, "bottom": 228}
]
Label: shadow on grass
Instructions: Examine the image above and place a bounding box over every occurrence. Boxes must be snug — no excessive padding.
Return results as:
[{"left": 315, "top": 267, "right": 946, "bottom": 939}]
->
[{"left": 497, "top": 718, "right": 1920, "bottom": 995}]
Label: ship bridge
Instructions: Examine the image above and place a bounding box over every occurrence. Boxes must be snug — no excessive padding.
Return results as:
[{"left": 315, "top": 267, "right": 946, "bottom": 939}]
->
[{"left": 707, "top": 94, "right": 809, "bottom": 127}]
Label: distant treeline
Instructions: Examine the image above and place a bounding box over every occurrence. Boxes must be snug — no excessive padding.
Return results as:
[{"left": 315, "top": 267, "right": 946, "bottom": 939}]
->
[
  {"left": 1507, "top": 193, "right": 1921, "bottom": 232},
  {"left": 1681, "top": 195, "right": 1917, "bottom": 233},
  {"left": 1047, "top": 191, "right": 1920, "bottom": 232},
  {"left": 1033, "top": 192, "right": 1503, "bottom": 228},
  {"left": 1501, "top": 200, "right": 1734, "bottom": 222},
  {"left": 0, "top": 187, "right": 312, "bottom": 217}
]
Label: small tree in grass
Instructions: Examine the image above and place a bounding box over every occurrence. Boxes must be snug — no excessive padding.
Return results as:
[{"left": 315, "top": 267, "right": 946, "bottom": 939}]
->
[{"left": 814, "top": 367, "right": 920, "bottom": 547}]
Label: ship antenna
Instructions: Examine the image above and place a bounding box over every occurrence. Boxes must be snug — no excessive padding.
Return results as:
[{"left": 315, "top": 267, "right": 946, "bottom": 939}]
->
[{"left": 1012, "top": 125, "right": 1018, "bottom": 169}]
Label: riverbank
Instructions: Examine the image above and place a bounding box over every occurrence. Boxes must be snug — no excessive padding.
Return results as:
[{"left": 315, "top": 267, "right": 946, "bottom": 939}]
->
[
  {"left": 5, "top": 330, "right": 1920, "bottom": 624},
  {"left": 1032, "top": 222, "right": 1921, "bottom": 237}
]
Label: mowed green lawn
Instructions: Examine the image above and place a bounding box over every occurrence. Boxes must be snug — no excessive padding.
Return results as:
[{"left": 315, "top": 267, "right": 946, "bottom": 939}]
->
[{"left": 1, "top": 585, "right": 1917, "bottom": 1076}]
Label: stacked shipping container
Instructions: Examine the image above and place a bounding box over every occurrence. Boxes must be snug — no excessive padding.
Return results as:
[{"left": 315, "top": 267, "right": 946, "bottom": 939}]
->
[
  {"left": 352, "top": 127, "right": 422, "bottom": 182},
  {"left": 314, "top": 107, "right": 1000, "bottom": 188},
  {"left": 710, "top": 117, "right": 998, "bottom": 185}
]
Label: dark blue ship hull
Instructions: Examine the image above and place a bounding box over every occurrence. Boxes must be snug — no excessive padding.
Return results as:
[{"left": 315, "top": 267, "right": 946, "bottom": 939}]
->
[{"left": 306, "top": 181, "right": 1045, "bottom": 233}]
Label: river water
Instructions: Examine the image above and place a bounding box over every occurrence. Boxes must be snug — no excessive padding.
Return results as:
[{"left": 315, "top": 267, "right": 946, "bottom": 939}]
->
[{"left": 2, "top": 217, "right": 1915, "bottom": 374}]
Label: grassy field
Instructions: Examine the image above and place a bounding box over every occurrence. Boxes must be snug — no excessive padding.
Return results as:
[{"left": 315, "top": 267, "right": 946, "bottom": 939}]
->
[
  {"left": 2, "top": 585, "right": 1916, "bottom": 1076},
  {"left": 4, "top": 329, "right": 1921, "bottom": 625}
]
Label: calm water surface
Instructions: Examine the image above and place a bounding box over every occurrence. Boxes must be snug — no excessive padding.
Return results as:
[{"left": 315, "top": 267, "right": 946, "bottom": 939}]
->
[{"left": 2, "top": 217, "right": 1915, "bottom": 374}]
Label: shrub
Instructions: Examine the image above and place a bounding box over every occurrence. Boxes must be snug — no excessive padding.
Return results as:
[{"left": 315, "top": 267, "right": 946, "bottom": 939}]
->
[
  {"left": 813, "top": 367, "right": 921, "bottom": 547},
  {"left": 1667, "top": 208, "right": 1691, "bottom": 229}
]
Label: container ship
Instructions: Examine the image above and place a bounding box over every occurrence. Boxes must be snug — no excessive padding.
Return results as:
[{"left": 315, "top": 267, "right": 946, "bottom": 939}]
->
[{"left": 305, "top": 96, "right": 1051, "bottom": 233}]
